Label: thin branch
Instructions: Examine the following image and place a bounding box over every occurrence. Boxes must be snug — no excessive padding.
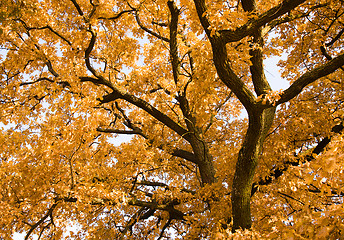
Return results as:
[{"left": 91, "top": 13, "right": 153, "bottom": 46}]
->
[
  {"left": 97, "top": 126, "right": 197, "bottom": 163},
  {"left": 263, "top": 4, "right": 328, "bottom": 35},
  {"left": 97, "top": 127, "right": 143, "bottom": 135},
  {"left": 26, "top": 25, "right": 72, "bottom": 46},
  {"left": 157, "top": 218, "right": 172, "bottom": 240},
  {"left": 326, "top": 28, "right": 344, "bottom": 47},
  {"left": 134, "top": 11, "right": 170, "bottom": 42},
  {"left": 98, "top": 10, "right": 134, "bottom": 20},
  {"left": 96, "top": 90, "right": 191, "bottom": 141},
  {"left": 20, "top": 77, "right": 54, "bottom": 86},
  {"left": 70, "top": 0, "right": 84, "bottom": 16},
  {"left": 119, "top": 208, "right": 145, "bottom": 240},
  {"left": 278, "top": 192, "right": 304, "bottom": 205},
  {"left": 24, "top": 203, "right": 58, "bottom": 240},
  {"left": 136, "top": 180, "right": 196, "bottom": 194}
]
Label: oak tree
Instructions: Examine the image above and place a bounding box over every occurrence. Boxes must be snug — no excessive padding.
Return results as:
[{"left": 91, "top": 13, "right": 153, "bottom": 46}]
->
[{"left": 1, "top": 0, "right": 344, "bottom": 238}]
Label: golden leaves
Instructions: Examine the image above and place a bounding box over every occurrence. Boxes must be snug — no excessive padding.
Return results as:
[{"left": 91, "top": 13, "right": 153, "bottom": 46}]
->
[{"left": 0, "top": 0, "right": 344, "bottom": 238}]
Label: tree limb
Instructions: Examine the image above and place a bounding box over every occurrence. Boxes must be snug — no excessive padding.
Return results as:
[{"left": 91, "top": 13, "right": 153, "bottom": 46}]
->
[
  {"left": 193, "top": 0, "right": 257, "bottom": 113},
  {"left": 276, "top": 52, "right": 344, "bottom": 105},
  {"left": 70, "top": 0, "right": 84, "bottom": 16},
  {"left": 220, "top": 0, "right": 307, "bottom": 43},
  {"left": 98, "top": 9, "right": 134, "bottom": 20},
  {"left": 134, "top": 10, "right": 170, "bottom": 42},
  {"left": 251, "top": 121, "right": 344, "bottom": 196},
  {"left": 24, "top": 203, "right": 58, "bottom": 240}
]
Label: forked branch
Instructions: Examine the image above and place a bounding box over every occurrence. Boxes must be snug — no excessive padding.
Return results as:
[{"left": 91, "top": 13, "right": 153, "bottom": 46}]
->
[{"left": 24, "top": 203, "right": 58, "bottom": 240}]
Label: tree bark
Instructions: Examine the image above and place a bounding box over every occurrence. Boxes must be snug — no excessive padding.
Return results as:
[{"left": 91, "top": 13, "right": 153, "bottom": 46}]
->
[{"left": 231, "top": 106, "right": 275, "bottom": 230}]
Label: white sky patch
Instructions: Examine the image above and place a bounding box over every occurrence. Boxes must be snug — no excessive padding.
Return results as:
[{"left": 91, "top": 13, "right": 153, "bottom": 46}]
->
[{"left": 265, "top": 56, "right": 290, "bottom": 91}]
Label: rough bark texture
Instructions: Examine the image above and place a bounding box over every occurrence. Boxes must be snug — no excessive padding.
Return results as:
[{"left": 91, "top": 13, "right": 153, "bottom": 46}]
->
[{"left": 232, "top": 107, "right": 276, "bottom": 230}]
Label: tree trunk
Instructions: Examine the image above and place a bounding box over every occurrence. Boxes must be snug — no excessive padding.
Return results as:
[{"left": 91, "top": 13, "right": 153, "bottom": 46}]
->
[{"left": 231, "top": 106, "right": 275, "bottom": 230}]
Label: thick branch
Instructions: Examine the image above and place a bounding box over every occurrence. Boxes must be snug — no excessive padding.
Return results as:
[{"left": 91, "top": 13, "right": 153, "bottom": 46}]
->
[
  {"left": 251, "top": 121, "right": 344, "bottom": 196},
  {"left": 97, "top": 90, "right": 190, "bottom": 141},
  {"left": 193, "top": 0, "right": 256, "bottom": 113},
  {"left": 243, "top": 0, "right": 272, "bottom": 97},
  {"left": 220, "top": 0, "right": 307, "bottom": 43},
  {"left": 276, "top": 52, "right": 344, "bottom": 105},
  {"left": 168, "top": 0, "right": 180, "bottom": 85}
]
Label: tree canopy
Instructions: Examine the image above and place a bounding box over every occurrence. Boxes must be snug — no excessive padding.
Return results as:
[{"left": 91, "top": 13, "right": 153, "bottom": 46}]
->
[{"left": 1, "top": 0, "right": 344, "bottom": 238}]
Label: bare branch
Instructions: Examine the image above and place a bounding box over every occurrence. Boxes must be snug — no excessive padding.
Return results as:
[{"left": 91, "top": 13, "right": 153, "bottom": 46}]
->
[
  {"left": 96, "top": 90, "right": 191, "bottom": 141},
  {"left": 320, "top": 45, "right": 344, "bottom": 72},
  {"left": 157, "top": 218, "right": 172, "bottom": 240},
  {"left": 326, "top": 28, "right": 344, "bottom": 47},
  {"left": 263, "top": 4, "right": 328, "bottom": 35},
  {"left": 20, "top": 77, "right": 54, "bottom": 86}
]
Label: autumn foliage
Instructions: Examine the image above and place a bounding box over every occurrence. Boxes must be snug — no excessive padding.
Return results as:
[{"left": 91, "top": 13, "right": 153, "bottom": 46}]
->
[{"left": 1, "top": 0, "right": 344, "bottom": 239}]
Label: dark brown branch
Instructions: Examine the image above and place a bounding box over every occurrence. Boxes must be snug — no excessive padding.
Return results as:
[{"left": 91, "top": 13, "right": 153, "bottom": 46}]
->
[
  {"left": 24, "top": 203, "right": 58, "bottom": 240},
  {"left": 263, "top": 4, "right": 328, "bottom": 35},
  {"left": 168, "top": 0, "right": 181, "bottom": 86},
  {"left": 320, "top": 45, "right": 344, "bottom": 72},
  {"left": 152, "top": 21, "right": 168, "bottom": 27},
  {"left": 276, "top": 52, "right": 344, "bottom": 105},
  {"left": 45, "top": 60, "right": 59, "bottom": 77},
  {"left": 26, "top": 25, "right": 72, "bottom": 46},
  {"left": 79, "top": 76, "right": 114, "bottom": 90},
  {"left": 278, "top": 191, "right": 304, "bottom": 205},
  {"left": 251, "top": 121, "right": 344, "bottom": 196},
  {"left": 127, "top": 198, "right": 185, "bottom": 220},
  {"left": 134, "top": 11, "right": 170, "bottom": 42},
  {"left": 220, "top": 0, "right": 307, "bottom": 43},
  {"left": 20, "top": 77, "right": 54, "bottom": 86},
  {"left": 98, "top": 10, "right": 134, "bottom": 20},
  {"left": 97, "top": 126, "right": 197, "bottom": 163},
  {"left": 157, "top": 218, "right": 172, "bottom": 240},
  {"left": 96, "top": 90, "right": 191, "bottom": 141},
  {"left": 97, "top": 127, "right": 143, "bottom": 135},
  {"left": 119, "top": 208, "right": 145, "bottom": 240},
  {"left": 136, "top": 180, "right": 196, "bottom": 194},
  {"left": 193, "top": 0, "right": 256, "bottom": 112},
  {"left": 326, "top": 28, "right": 344, "bottom": 47},
  {"left": 70, "top": 0, "right": 84, "bottom": 16}
]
